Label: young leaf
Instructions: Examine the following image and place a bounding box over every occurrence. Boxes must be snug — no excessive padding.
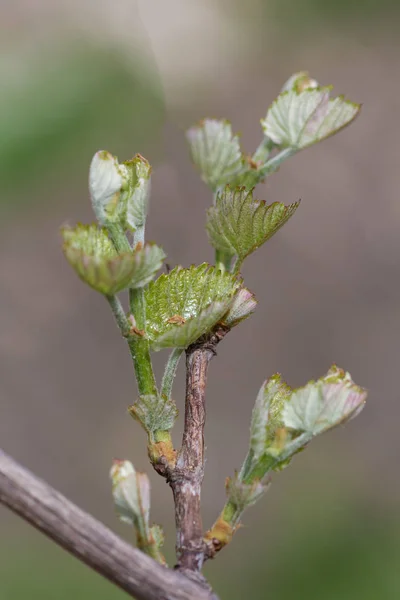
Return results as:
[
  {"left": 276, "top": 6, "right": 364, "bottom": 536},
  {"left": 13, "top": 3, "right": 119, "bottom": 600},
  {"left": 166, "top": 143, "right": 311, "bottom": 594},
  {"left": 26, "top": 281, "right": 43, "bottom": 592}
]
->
[
  {"left": 250, "top": 374, "right": 292, "bottom": 462},
  {"left": 110, "top": 460, "right": 166, "bottom": 564},
  {"left": 242, "top": 366, "right": 366, "bottom": 482},
  {"left": 110, "top": 460, "right": 150, "bottom": 527},
  {"left": 62, "top": 224, "right": 136, "bottom": 295},
  {"left": 223, "top": 287, "right": 257, "bottom": 327},
  {"left": 144, "top": 264, "right": 241, "bottom": 350},
  {"left": 186, "top": 119, "right": 245, "bottom": 191},
  {"left": 262, "top": 87, "right": 360, "bottom": 150},
  {"left": 89, "top": 150, "right": 127, "bottom": 225},
  {"left": 206, "top": 186, "right": 299, "bottom": 269},
  {"left": 123, "top": 154, "right": 152, "bottom": 232},
  {"left": 150, "top": 301, "right": 231, "bottom": 351},
  {"left": 62, "top": 224, "right": 165, "bottom": 294},
  {"left": 282, "top": 365, "right": 367, "bottom": 436},
  {"left": 129, "top": 243, "right": 166, "bottom": 288},
  {"left": 129, "top": 394, "right": 178, "bottom": 434}
]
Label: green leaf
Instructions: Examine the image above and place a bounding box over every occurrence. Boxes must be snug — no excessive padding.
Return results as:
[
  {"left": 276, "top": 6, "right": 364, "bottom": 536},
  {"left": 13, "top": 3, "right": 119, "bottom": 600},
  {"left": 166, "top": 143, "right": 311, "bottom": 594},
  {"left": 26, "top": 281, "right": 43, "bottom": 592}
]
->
[
  {"left": 283, "top": 365, "right": 367, "bottom": 436},
  {"left": 250, "top": 374, "right": 292, "bottom": 462},
  {"left": 129, "top": 243, "right": 166, "bottom": 288},
  {"left": 150, "top": 301, "right": 230, "bottom": 350},
  {"left": 186, "top": 119, "right": 246, "bottom": 191},
  {"left": 242, "top": 366, "right": 366, "bottom": 481},
  {"left": 123, "top": 154, "right": 151, "bottom": 231},
  {"left": 62, "top": 224, "right": 165, "bottom": 294},
  {"left": 129, "top": 394, "right": 178, "bottom": 434},
  {"left": 206, "top": 186, "right": 299, "bottom": 268},
  {"left": 145, "top": 263, "right": 241, "bottom": 350},
  {"left": 62, "top": 223, "right": 135, "bottom": 295},
  {"left": 262, "top": 86, "right": 361, "bottom": 150}
]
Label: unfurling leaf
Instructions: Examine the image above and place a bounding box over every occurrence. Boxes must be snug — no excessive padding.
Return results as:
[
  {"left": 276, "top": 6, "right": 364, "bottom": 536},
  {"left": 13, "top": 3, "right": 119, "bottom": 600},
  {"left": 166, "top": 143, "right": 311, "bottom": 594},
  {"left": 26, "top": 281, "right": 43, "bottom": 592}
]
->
[
  {"left": 110, "top": 460, "right": 150, "bottom": 527},
  {"left": 62, "top": 224, "right": 165, "bottom": 294},
  {"left": 262, "top": 86, "right": 360, "bottom": 150},
  {"left": 223, "top": 287, "right": 257, "bottom": 327},
  {"left": 207, "top": 367, "right": 365, "bottom": 555},
  {"left": 129, "top": 394, "right": 178, "bottom": 434},
  {"left": 250, "top": 374, "right": 292, "bottom": 462},
  {"left": 62, "top": 224, "right": 135, "bottom": 295},
  {"left": 123, "top": 154, "right": 151, "bottom": 231},
  {"left": 186, "top": 119, "right": 245, "bottom": 191},
  {"left": 282, "top": 365, "right": 367, "bottom": 436},
  {"left": 128, "top": 243, "right": 166, "bottom": 288},
  {"left": 144, "top": 264, "right": 241, "bottom": 350},
  {"left": 110, "top": 460, "right": 165, "bottom": 564},
  {"left": 89, "top": 150, "right": 127, "bottom": 225},
  {"left": 240, "top": 366, "right": 366, "bottom": 483},
  {"left": 206, "top": 186, "right": 299, "bottom": 269},
  {"left": 89, "top": 150, "right": 152, "bottom": 232}
]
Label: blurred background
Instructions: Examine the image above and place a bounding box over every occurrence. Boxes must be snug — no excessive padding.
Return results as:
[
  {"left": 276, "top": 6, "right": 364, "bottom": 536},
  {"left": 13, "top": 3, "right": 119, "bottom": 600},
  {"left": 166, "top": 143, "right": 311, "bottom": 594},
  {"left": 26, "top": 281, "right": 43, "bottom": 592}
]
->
[{"left": 1, "top": 0, "right": 399, "bottom": 598}]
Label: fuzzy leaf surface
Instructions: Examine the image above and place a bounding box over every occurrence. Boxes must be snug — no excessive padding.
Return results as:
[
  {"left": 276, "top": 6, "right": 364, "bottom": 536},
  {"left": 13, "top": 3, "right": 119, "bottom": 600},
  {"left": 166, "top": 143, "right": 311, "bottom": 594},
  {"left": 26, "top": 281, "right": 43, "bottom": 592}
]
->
[
  {"left": 129, "top": 243, "right": 166, "bottom": 288},
  {"left": 262, "top": 87, "right": 360, "bottom": 150},
  {"left": 145, "top": 264, "right": 241, "bottom": 350},
  {"left": 89, "top": 150, "right": 125, "bottom": 225},
  {"left": 283, "top": 365, "right": 367, "bottom": 436},
  {"left": 242, "top": 366, "right": 366, "bottom": 481},
  {"left": 186, "top": 119, "right": 245, "bottom": 191},
  {"left": 129, "top": 394, "right": 178, "bottom": 433},
  {"left": 110, "top": 461, "right": 150, "bottom": 527},
  {"left": 62, "top": 224, "right": 135, "bottom": 294},
  {"left": 207, "top": 187, "right": 299, "bottom": 265},
  {"left": 62, "top": 224, "right": 164, "bottom": 293},
  {"left": 250, "top": 374, "right": 292, "bottom": 462},
  {"left": 123, "top": 154, "right": 151, "bottom": 231},
  {"left": 223, "top": 287, "right": 257, "bottom": 327}
]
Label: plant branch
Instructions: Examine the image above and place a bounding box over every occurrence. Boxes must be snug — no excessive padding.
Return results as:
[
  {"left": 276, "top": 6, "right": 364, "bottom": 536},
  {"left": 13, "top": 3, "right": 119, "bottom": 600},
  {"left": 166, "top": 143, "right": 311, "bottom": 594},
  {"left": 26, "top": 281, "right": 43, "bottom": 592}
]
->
[
  {"left": 168, "top": 327, "right": 228, "bottom": 572},
  {"left": 128, "top": 224, "right": 158, "bottom": 396},
  {"left": 259, "top": 147, "right": 297, "bottom": 177},
  {"left": 106, "top": 293, "right": 157, "bottom": 396},
  {"left": 204, "top": 432, "right": 313, "bottom": 560},
  {"left": 105, "top": 222, "right": 158, "bottom": 397},
  {"left": 0, "top": 449, "right": 218, "bottom": 600},
  {"left": 106, "top": 294, "right": 131, "bottom": 337},
  {"left": 128, "top": 287, "right": 158, "bottom": 396}
]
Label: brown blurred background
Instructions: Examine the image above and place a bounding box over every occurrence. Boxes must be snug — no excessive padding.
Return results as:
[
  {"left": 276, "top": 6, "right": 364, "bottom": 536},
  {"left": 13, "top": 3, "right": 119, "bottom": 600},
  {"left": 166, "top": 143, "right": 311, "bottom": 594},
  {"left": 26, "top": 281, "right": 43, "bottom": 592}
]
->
[{"left": 1, "top": 1, "right": 399, "bottom": 598}]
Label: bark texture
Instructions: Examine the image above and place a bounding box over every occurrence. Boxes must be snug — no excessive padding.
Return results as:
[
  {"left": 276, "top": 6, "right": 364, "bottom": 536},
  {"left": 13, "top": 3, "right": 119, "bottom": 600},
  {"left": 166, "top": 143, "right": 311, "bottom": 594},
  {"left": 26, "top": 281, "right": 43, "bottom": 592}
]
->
[
  {"left": 168, "top": 328, "right": 228, "bottom": 572},
  {"left": 0, "top": 449, "right": 218, "bottom": 600}
]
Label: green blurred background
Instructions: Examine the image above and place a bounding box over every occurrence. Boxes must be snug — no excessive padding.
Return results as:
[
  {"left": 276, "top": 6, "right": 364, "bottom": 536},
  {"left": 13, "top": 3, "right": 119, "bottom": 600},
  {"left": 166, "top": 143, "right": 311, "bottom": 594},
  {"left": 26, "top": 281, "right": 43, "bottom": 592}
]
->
[{"left": 1, "top": 1, "right": 399, "bottom": 598}]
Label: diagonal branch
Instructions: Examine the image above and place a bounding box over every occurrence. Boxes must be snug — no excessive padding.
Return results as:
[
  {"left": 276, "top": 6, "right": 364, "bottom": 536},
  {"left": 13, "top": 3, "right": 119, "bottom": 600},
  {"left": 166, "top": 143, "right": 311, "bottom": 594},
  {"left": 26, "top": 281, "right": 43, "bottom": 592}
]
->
[{"left": 0, "top": 449, "right": 218, "bottom": 600}]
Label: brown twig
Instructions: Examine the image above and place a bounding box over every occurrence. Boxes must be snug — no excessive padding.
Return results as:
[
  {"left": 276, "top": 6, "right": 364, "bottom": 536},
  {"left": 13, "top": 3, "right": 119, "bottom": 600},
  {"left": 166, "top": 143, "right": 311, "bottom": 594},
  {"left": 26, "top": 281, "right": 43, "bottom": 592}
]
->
[
  {"left": 0, "top": 449, "right": 218, "bottom": 600},
  {"left": 168, "top": 327, "right": 228, "bottom": 572}
]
